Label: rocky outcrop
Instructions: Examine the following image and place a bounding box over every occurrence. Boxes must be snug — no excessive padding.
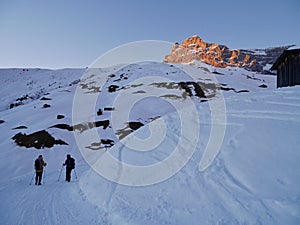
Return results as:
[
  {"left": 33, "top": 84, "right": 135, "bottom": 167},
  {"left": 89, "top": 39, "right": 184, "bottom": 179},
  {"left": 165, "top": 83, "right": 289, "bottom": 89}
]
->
[
  {"left": 164, "top": 35, "right": 293, "bottom": 73},
  {"left": 12, "top": 130, "right": 68, "bottom": 149}
]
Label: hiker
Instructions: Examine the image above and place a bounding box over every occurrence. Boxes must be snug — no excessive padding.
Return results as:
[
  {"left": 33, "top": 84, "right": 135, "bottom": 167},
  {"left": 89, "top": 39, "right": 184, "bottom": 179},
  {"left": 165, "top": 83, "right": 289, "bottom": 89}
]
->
[
  {"left": 63, "top": 154, "right": 75, "bottom": 182},
  {"left": 34, "top": 155, "right": 47, "bottom": 185}
]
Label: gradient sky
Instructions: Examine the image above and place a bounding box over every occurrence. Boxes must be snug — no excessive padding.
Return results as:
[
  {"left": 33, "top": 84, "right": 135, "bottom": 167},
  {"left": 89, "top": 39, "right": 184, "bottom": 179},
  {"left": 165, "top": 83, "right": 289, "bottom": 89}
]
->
[{"left": 0, "top": 0, "right": 299, "bottom": 69}]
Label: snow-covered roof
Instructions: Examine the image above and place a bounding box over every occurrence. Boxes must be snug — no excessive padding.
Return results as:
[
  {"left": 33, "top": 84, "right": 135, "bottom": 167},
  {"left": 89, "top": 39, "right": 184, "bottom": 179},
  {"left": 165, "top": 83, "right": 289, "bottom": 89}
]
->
[
  {"left": 288, "top": 45, "right": 300, "bottom": 50},
  {"left": 271, "top": 48, "right": 300, "bottom": 70}
]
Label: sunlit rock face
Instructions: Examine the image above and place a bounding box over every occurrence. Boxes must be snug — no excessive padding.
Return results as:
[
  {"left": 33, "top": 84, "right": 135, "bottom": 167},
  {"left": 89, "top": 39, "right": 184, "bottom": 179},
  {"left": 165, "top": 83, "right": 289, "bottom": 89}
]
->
[{"left": 164, "top": 35, "right": 293, "bottom": 74}]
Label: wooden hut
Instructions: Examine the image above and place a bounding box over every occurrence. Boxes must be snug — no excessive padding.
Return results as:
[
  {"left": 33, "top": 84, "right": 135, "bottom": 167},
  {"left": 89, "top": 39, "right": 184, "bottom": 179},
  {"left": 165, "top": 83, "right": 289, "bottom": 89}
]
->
[{"left": 271, "top": 48, "right": 300, "bottom": 88}]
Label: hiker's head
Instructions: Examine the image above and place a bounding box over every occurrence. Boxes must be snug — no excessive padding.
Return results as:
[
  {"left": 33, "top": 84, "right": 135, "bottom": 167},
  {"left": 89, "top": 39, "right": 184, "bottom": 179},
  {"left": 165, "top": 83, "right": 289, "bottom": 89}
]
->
[
  {"left": 38, "top": 155, "right": 43, "bottom": 159},
  {"left": 67, "top": 154, "right": 71, "bottom": 159}
]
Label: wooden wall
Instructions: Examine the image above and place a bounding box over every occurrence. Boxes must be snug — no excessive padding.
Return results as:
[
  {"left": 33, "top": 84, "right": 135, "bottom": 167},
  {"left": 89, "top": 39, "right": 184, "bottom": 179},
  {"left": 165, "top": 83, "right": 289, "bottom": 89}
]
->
[{"left": 277, "top": 52, "right": 300, "bottom": 88}]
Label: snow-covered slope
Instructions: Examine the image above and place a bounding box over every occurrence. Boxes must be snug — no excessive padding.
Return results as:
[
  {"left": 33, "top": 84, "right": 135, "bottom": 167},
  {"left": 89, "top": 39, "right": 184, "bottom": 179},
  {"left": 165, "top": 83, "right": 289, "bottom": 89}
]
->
[
  {"left": 0, "top": 63, "right": 299, "bottom": 225},
  {"left": 0, "top": 68, "right": 83, "bottom": 111}
]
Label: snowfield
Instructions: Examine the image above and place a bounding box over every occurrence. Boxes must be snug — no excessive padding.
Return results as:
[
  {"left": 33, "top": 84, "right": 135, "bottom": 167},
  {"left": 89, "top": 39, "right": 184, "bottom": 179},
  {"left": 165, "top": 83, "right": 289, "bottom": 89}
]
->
[{"left": 0, "top": 62, "right": 299, "bottom": 225}]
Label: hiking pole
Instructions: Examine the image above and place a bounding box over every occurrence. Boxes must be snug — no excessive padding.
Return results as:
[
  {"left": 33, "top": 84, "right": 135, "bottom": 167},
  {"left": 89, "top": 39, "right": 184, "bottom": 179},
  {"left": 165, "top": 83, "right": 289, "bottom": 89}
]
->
[
  {"left": 58, "top": 164, "right": 64, "bottom": 182},
  {"left": 29, "top": 172, "right": 35, "bottom": 185},
  {"left": 73, "top": 169, "right": 78, "bottom": 180},
  {"left": 43, "top": 168, "right": 46, "bottom": 184}
]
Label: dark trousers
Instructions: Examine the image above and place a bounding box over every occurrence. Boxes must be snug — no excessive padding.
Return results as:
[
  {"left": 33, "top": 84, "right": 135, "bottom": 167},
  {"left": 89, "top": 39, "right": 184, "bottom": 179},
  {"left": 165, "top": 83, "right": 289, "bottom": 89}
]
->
[
  {"left": 35, "top": 171, "right": 42, "bottom": 184},
  {"left": 66, "top": 168, "right": 72, "bottom": 182}
]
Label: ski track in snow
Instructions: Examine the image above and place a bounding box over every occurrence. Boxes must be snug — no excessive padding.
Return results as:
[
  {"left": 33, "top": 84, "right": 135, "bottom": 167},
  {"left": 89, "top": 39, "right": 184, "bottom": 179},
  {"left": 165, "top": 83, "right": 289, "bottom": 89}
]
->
[
  {"left": 0, "top": 168, "right": 101, "bottom": 225},
  {"left": 105, "top": 144, "right": 124, "bottom": 209}
]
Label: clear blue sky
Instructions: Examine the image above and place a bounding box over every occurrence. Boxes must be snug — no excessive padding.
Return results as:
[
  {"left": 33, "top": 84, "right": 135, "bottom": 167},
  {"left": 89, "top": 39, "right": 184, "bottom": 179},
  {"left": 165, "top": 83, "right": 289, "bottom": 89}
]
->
[{"left": 0, "top": 0, "right": 299, "bottom": 68}]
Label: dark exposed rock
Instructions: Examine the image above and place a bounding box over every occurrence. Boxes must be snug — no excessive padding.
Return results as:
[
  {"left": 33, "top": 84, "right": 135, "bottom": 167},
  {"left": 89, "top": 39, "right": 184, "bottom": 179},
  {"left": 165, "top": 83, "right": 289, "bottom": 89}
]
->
[
  {"left": 212, "top": 71, "right": 224, "bottom": 75},
  {"left": 101, "top": 139, "right": 114, "bottom": 147},
  {"left": 129, "top": 121, "right": 144, "bottom": 130},
  {"left": 12, "top": 130, "right": 68, "bottom": 149},
  {"left": 49, "top": 124, "right": 73, "bottom": 131},
  {"left": 188, "top": 82, "right": 206, "bottom": 98},
  {"left": 40, "top": 97, "right": 52, "bottom": 101},
  {"left": 179, "top": 81, "right": 206, "bottom": 98},
  {"left": 9, "top": 90, "right": 50, "bottom": 110},
  {"left": 42, "top": 104, "right": 51, "bottom": 108},
  {"left": 97, "top": 109, "right": 103, "bottom": 116},
  {"left": 94, "top": 120, "right": 110, "bottom": 129},
  {"left": 16, "top": 95, "right": 29, "bottom": 101},
  {"left": 151, "top": 81, "right": 209, "bottom": 99},
  {"left": 108, "top": 85, "right": 119, "bottom": 92},
  {"left": 86, "top": 139, "right": 115, "bottom": 150},
  {"left": 57, "top": 115, "right": 65, "bottom": 119},
  {"left": 179, "top": 82, "right": 193, "bottom": 96},
  {"left": 0, "top": 120, "right": 4, "bottom": 124},
  {"left": 12, "top": 126, "right": 28, "bottom": 130},
  {"left": 79, "top": 82, "right": 101, "bottom": 93},
  {"left": 10, "top": 102, "right": 23, "bottom": 109},
  {"left": 112, "top": 73, "right": 128, "bottom": 82},
  {"left": 104, "top": 107, "right": 115, "bottom": 111},
  {"left": 69, "top": 121, "right": 110, "bottom": 133},
  {"left": 220, "top": 86, "right": 249, "bottom": 93},
  {"left": 49, "top": 120, "right": 110, "bottom": 133},
  {"left": 259, "top": 84, "right": 268, "bottom": 88},
  {"left": 116, "top": 121, "right": 145, "bottom": 140},
  {"left": 220, "top": 87, "right": 235, "bottom": 92},
  {"left": 236, "top": 90, "right": 250, "bottom": 93}
]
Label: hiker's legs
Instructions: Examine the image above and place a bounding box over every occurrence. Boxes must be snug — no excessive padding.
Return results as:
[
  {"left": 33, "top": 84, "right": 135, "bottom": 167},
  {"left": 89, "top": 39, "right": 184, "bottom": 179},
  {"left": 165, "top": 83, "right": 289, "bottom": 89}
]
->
[
  {"left": 36, "top": 172, "right": 42, "bottom": 185},
  {"left": 38, "top": 172, "right": 42, "bottom": 184},
  {"left": 35, "top": 172, "right": 38, "bottom": 185},
  {"left": 66, "top": 168, "right": 71, "bottom": 182}
]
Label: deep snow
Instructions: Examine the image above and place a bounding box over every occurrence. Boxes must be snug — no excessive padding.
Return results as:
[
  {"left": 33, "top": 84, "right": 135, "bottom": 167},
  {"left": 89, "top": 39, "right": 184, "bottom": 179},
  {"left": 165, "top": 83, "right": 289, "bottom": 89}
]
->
[{"left": 0, "top": 62, "right": 299, "bottom": 225}]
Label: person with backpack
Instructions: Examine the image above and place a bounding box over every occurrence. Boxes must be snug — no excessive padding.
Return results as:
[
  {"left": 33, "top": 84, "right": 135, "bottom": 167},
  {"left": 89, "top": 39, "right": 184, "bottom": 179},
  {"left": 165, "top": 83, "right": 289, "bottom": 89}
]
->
[
  {"left": 63, "top": 154, "right": 75, "bottom": 182},
  {"left": 34, "top": 155, "right": 47, "bottom": 185}
]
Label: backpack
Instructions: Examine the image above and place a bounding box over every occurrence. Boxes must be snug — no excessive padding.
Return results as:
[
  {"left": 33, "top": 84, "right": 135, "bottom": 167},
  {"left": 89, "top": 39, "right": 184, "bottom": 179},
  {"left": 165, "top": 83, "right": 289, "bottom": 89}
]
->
[
  {"left": 35, "top": 159, "right": 42, "bottom": 170},
  {"left": 69, "top": 158, "right": 75, "bottom": 169}
]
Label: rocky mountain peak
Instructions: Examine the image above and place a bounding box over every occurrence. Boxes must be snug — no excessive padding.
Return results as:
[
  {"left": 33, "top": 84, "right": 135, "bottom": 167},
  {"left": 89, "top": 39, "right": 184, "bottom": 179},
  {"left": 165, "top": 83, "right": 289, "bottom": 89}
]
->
[{"left": 164, "top": 35, "right": 293, "bottom": 74}]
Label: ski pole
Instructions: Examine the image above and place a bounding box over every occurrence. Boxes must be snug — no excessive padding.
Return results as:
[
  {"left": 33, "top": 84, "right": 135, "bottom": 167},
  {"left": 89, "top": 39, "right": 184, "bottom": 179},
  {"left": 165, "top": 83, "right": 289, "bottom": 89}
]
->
[
  {"left": 58, "top": 165, "right": 64, "bottom": 182},
  {"left": 29, "top": 172, "right": 35, "bottom": 185},
  {"left": 73, "top": 169, "right": 78, "bottom": 180},
  {"left": 43, "top": 168, "right": 46, "bottom": 184}
]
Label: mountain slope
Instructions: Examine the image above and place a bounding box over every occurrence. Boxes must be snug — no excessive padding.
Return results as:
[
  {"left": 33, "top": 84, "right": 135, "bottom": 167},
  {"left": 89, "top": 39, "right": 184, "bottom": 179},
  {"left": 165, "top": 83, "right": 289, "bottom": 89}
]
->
[
  {"left": 0, "top": 63, "right": 299, "bottom": 225},
  {"left": 0, "top": 68, "right": 83, "bottom": 111}
]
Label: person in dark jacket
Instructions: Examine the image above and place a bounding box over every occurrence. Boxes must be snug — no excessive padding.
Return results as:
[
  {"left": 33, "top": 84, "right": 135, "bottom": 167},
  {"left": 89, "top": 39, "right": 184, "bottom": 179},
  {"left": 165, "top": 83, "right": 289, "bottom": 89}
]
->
[
  {"left": 63, "top": 154, "right": 75, "bottom": 182},
  {"left": 34, "top": 155, "right": 47, "bottom": 185}
]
